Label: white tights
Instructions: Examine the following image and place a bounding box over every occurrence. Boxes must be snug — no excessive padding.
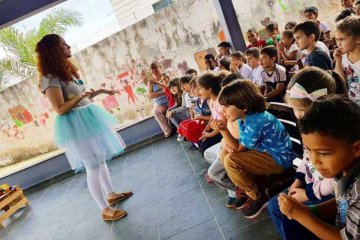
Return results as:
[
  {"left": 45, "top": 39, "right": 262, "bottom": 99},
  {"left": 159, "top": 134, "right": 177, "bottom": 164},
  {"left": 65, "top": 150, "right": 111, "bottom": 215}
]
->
[{"left": 85, "top": 162, "right": 115, "bottom": 210}]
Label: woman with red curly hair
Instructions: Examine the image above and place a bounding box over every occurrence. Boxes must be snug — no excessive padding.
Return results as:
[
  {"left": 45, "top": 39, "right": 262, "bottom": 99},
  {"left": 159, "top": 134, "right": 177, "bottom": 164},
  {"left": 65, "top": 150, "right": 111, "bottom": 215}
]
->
[{"left": 36, "top": 34, "right": 132, "bottom": 221}]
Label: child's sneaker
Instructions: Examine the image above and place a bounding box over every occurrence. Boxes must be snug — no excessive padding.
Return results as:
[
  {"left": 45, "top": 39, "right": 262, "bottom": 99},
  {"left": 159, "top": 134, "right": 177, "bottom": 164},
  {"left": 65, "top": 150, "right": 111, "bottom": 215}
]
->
[
  {"left": 233, "top": 197, "right": 249, "bottom": 210},
  {"left": 234, "top": 188, "right": 249, "bottom": 209},
  {"left": 241, "top": 197, "right": 268, "bottom": 219},
  {"left": 226, "top": 197, "right": 236, "bottom": 208},
  {"left": 177, "top": 134, "right": 184, "bottom": 142},
  {"left": 188, "top": 143, "right": 198, "bottom": 150}
]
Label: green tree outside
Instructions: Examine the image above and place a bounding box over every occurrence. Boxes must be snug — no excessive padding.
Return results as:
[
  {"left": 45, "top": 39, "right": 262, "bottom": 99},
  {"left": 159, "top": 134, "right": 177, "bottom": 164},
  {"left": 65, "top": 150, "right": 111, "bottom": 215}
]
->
[{"left": 0, "top": 8, "right": 83, "bottom": 87}]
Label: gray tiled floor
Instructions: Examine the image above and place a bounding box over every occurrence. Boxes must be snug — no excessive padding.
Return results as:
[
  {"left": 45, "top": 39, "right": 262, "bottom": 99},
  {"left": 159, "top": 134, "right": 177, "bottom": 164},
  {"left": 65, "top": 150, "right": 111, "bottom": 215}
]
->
[{"left": 0, "top": 137, "right": 280, "bottom": 240}]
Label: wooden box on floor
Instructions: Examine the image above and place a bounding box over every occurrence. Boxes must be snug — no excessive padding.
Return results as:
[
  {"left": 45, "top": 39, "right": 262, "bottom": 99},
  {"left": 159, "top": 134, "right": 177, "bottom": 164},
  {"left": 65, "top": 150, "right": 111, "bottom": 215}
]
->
[{"left": 0, "top": 185, "right": 29, "bottom": 227}]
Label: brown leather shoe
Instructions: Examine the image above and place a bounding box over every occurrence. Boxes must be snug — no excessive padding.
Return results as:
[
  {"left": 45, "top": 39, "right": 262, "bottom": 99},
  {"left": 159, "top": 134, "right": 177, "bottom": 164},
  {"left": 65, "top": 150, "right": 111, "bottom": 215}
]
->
[
  {"left": 102, "top": 209, "right": 127, "bottom": 221},
  {"left": 107, "top": 191, "right": 133, "bottom": 205}
]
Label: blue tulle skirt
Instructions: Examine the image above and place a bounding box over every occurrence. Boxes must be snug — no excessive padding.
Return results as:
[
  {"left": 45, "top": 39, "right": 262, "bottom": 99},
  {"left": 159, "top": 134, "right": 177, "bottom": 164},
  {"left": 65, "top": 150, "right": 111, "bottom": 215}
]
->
[{"left": 54, "top": 104, "right": 126, "bottom": 172}]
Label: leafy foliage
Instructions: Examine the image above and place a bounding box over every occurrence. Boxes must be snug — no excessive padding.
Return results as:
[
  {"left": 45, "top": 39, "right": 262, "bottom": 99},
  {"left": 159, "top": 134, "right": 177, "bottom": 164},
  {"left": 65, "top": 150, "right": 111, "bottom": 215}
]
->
[{"left": 0, "top": 8, "right": 83, "bottom": 88}]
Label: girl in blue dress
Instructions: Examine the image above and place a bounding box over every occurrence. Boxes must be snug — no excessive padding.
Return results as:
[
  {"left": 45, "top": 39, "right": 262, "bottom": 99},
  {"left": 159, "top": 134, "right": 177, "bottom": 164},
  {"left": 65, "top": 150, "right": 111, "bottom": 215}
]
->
[{"left": 36, "top": 34, "right": 132, "bottom": 221}]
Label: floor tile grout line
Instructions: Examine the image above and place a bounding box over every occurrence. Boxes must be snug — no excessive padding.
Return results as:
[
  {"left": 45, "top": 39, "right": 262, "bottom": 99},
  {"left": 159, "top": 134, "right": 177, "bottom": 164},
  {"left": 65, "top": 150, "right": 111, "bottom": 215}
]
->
[
  {"left": 151, "top": 143, "right": 162, "bottom": 240},
  {"left": 179, "top": 141, "right": 226, "bottom": 240},
  {"left": 162, "top": 218, "right": 217, "bottom": 240},
  {"left": 109, "top": 153, "right": 129, "bottom": 240},
  {"left": 233, "top": 216, "right": 271, "bottom": 234}
]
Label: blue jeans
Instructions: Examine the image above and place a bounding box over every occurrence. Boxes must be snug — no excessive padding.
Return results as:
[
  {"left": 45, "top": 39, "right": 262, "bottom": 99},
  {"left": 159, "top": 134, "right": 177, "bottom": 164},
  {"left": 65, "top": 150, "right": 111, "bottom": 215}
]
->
[{"left": 268, "top": 193, "right": 334, "bottom": 240}]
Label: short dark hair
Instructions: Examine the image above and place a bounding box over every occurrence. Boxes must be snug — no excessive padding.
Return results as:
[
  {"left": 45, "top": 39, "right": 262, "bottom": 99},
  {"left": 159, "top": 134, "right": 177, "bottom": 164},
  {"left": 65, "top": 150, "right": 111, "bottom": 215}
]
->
[
  {"left": 221, "top": 73, "right": 243, "bottom": 87},
  {"left": 204, "top": 53, "right": 215, "bottom": 61},
  {"left": 219, "top": 58, "right": 230, "bottom": 71},
  {"left": 356, "top": 0, "right": 360, "bottom": 5},
  {"left": 185, "top": 68, "right": 198, "bottom": 75},
  {"left": 245, "top": 47, "right": 260, "bottom": 58},
  {"left": 266, "top": 22, "right": 278, "bottom": 32},
  {"left": 260, "top": 46, "right": 278, "bottom": 59},
  {"left": 168, "top": 77, "right": 180, "bottom": 88},
  {"left": 335, "top": 8, "right": 355, "bottom": 23},
  {"left": 282, "top": 29, "right": 294, "bottom": 39},
  {"left": 218, "top": 70, "right": 232, "bottom": 83},
  {"left": 179, "top": 75, "right": 192, "bottom": 85},
  {"left": 299, "top": 95, "right": 360, "bottom": 143},
  {"left": 150, "top": 62, "right": 161, "bottom": 69},
  {"left": 285, "top": 21, "right": 297, "bottom": 29},
  {"left": 219, "top": 80, "right": 266, "bottom": 113},
  {"left": 218, "top": 41, "right": 231, "bottom": 48},
  {"left": 304, "top": 6, "right": 319, "bottom": 15},
  {"left": 294, "top": 20, "right": 320, "bottom": 41},
  {"left": 198, "top": 73, "right": 222, "bottom": 96},
  {"left": 336, "top": 15, "right": 360, "bottom": 37},
  {"left": 230, "top": 51, "right": 245, "bottom": 60}
]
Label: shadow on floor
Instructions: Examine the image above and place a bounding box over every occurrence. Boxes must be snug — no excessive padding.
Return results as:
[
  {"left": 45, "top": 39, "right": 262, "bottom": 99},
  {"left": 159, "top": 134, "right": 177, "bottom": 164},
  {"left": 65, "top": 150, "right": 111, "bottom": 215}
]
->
[{"left": 0, "top": 136, "right": 281, "bottom": 240}]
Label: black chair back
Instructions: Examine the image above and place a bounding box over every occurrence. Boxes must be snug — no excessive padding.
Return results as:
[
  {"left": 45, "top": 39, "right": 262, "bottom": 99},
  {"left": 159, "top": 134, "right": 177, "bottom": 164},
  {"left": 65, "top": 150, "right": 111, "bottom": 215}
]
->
[{"left": 267, "top": 102, "right": 303, "bottom": 159}]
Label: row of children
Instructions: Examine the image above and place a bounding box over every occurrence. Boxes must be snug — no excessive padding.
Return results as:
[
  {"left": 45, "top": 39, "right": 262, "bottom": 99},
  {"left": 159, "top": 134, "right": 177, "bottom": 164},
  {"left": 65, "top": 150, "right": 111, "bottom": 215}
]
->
[
  {"left": 204, "top": 15, "right": 360, "bottom": 107},
  {"left": 145, "top": 7, "right": 360, "bottom": 239},
  {"left": 151, "top": 63, "right": 359, "bottom": 239}
]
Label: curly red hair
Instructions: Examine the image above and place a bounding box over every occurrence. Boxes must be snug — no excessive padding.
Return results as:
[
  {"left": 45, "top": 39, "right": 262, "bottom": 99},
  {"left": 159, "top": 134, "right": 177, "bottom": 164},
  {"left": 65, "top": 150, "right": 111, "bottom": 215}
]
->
[{"left": 36, "top": 34, "right": 79, "bottom": 83}]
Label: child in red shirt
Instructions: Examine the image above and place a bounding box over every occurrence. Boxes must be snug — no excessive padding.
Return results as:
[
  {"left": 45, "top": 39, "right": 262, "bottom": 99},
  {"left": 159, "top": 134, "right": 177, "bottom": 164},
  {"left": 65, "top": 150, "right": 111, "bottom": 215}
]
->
[{"left": 247, "top": 28, "right": 266, "bottom": 49}]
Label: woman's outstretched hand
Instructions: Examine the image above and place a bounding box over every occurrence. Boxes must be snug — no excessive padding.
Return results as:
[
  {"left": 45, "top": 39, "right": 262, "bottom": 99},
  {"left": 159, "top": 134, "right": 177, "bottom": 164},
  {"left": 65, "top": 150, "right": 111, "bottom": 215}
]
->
[
  {"left": 105, "top": 89, "right": 118, "bottom": 95},
  {"left": 86, "top": 89, "right": 119, "bottom": 99}
]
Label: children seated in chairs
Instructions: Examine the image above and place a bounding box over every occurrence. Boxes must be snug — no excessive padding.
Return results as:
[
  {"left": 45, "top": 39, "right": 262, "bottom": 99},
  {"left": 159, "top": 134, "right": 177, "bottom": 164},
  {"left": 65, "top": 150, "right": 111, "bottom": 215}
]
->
[
  {"left": 268, "top": 67, "right": 348, "bottom": 240},
  {"left": 278, "top": 95, "right": 360, "bottom": 240}
]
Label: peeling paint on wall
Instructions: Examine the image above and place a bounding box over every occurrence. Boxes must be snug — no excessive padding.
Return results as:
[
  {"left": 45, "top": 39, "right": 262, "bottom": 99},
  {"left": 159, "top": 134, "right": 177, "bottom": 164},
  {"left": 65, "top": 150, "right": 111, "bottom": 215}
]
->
[{"left": 0, "top": 0, "right": 222, "bottom": 168}]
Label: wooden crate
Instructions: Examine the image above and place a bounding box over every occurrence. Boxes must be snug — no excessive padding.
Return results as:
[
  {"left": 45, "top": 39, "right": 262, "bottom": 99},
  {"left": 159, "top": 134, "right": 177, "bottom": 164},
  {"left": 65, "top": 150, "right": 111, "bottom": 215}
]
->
[{"left": 0, "top": 185, "right": 29, "bottom": 227}]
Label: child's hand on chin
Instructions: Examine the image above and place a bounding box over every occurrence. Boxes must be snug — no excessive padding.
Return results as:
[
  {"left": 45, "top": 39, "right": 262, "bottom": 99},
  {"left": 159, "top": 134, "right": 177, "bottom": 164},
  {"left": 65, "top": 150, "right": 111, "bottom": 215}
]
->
[
  {"left": 216, "top": 119, "right": 227, "bottom": 130},
  {"left": 278, "top": 193, "right": 309, "bottom": 220},
  {"left": 210, "top": 119, "right": 227, "bottom": 130},
  {"left": 333, "top": 48, "right": 343, "bottom": 62}
]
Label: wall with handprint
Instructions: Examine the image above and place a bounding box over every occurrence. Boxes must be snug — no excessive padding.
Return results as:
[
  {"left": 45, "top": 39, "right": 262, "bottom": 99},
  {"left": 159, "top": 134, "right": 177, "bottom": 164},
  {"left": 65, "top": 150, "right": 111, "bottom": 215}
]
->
[{"left": 0, "top": 0, "right": 222, "bottom": 169}]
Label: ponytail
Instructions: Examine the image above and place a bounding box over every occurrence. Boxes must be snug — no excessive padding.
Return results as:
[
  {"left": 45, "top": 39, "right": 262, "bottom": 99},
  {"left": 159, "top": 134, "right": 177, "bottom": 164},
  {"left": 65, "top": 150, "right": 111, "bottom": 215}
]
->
[{"left": 326, "top": 70, "right": 348, "bottom": 94}]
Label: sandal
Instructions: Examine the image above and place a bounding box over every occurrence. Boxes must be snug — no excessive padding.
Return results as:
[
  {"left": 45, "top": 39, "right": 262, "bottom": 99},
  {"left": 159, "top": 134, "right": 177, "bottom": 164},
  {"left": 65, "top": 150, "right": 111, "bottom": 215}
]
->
[
  {"left": 102, "top": 209, "right": 127, "bottom": 221},
  {"left": 107, "top": 191, "right": 133, "bottom": 205}
]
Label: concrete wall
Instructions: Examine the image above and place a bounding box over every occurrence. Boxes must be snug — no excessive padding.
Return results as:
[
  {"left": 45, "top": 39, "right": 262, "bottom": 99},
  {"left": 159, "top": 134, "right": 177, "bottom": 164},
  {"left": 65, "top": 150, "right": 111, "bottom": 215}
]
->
[
  {"left": 0, "top": 0, "right": 222, "bottom": 169},
  {"left": 73, "top": 0, "right": 222, "bottom": 82}
]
